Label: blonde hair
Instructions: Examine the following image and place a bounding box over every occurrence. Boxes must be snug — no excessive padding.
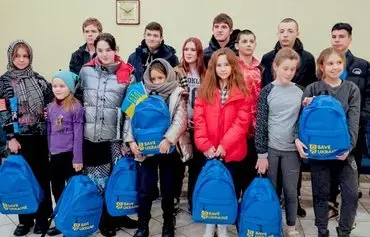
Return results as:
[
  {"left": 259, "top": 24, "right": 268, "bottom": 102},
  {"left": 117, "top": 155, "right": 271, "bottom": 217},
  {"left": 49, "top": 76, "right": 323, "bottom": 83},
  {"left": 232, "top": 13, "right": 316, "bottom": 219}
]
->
[{"left": 51, "top": 94, "right": 79, "bottom": 112}]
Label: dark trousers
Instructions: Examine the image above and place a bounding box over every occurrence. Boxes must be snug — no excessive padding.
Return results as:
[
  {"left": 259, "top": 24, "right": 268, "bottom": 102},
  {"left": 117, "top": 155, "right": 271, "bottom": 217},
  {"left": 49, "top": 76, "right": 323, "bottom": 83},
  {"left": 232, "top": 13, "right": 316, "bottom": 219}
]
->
[
  {"left": 137, "top": 152, "right": 178, "bottom": 227},
  {"left": 173, "top": 155, "right": 186, "bottom": 201},
  {"left": 224, "top": 161, "right": 245, "bottom": 201},
  {"left": 17, "top": 135, "right": 53, "bottom": 228},
  {"left": 187, "top": 131, "right": 207, "bottom": 211},
  {"left": 187, "top": 144, "right": 206, "bottom": 211},
  {"left": 329, "top": 126, "right": 366, "bottom": 202},
  {"left": 277, "top": 160, "right": 304, "bottom": 201},
  {"left": 50, "top": 152, "right": 76, "bottom": 203},
  {"left": 242, "top": 138, "right": 258, "bottom": 192},
  {"left": 311, "top": 156, "right": 358, "bottom": 236}
]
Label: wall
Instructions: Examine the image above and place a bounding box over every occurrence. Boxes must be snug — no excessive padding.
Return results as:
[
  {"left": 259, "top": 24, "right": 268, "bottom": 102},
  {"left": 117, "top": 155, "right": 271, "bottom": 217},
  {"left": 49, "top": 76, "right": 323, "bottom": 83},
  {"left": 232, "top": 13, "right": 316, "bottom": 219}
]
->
[{"left": 0, "top": 0, "right": 369, "bottom": 78}]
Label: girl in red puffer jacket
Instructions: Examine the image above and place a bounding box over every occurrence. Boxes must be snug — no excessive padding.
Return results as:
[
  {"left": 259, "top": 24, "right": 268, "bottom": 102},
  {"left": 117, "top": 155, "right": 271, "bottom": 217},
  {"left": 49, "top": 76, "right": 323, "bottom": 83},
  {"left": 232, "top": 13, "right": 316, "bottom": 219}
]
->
[{"left": 193, "top": 47, "right": 252, "bottom": 237}]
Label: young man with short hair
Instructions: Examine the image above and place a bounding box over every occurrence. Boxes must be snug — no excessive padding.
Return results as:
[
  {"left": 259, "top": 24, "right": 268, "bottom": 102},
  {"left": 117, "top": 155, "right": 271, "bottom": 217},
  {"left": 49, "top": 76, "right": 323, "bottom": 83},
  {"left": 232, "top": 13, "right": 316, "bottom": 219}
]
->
[
  {"left": 261, "top": 18, "right": 316, "bottom": 88},
  {"left": 128, "top": 22, "right": 179, "bottom": 81},
  {"left": 69, "top": 17, "right": 102, "bottom": 74},
  {"left": 235, "top": 29, "right": 262, "bottom": 85},
  {"left": 203, "top": 13, "right": 240, "bottom": 67}
]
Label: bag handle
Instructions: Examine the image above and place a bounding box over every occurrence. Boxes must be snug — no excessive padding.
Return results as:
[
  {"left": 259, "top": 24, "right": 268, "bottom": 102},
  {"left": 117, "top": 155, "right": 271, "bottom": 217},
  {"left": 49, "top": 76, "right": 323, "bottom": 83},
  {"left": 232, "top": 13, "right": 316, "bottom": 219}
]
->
[{"left": 256, "top": 172, "right": 268, "bottom": 178}]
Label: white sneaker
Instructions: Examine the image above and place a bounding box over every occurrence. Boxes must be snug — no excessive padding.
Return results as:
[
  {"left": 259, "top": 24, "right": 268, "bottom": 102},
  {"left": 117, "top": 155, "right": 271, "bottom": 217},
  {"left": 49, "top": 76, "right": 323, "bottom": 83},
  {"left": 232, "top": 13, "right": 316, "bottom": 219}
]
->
[
  {"left": 285, "top": 230, "right": 300, "bottom": 237},
  {"left": 217, "top": 224, "right": 229, "bottom": 237},
  {"left": 285, "top": 225, "right": 300, "bottom": 237},
  {"left": 203, "top": 224, "right": 216, "bottom": 237}
]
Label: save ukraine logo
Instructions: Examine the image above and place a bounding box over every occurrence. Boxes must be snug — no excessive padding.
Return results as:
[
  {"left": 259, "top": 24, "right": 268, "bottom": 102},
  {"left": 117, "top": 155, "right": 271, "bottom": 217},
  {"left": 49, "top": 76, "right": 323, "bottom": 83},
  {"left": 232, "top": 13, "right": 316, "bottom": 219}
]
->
[
  {"left": 309, "top": 144, "right": 336, "bottom": 155},
  {"left": 72, "top": 222, "right": 94, "bottom": 231},
  {"left": 2, "top": 203, "right": 27, "bottom": 211},
  {"left": 201, "top": 210, "right": 228, "bottom": 220},
  {"left": 116, "top": 201, "right": 139, "bottom": 210}
]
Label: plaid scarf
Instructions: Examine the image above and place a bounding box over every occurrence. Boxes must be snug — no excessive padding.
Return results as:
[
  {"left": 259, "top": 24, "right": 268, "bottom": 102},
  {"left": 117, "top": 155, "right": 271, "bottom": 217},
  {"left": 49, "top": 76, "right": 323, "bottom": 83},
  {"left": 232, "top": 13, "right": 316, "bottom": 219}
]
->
[
  {"left": 220, "top": 88, "right": 229, "bottom": 105},
  {"left": 7, "top": 40, "right": 44, "bottom": 116}
]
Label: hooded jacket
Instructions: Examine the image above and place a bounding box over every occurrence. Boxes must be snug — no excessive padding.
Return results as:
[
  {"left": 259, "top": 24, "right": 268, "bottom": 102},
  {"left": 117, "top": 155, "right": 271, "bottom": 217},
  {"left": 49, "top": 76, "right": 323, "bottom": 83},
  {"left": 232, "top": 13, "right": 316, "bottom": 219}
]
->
[
  {"left": 127, "top": 40, "right": 179, "bottom": 82},
  {"left": 261, "top": 39, "right": 317, "bottom": 88},
  {"left": 76, "top": 56, "right": 135, "bottom": 142},
  {"left": 203, "top": 29, "right": 240, "bottom": 68}
]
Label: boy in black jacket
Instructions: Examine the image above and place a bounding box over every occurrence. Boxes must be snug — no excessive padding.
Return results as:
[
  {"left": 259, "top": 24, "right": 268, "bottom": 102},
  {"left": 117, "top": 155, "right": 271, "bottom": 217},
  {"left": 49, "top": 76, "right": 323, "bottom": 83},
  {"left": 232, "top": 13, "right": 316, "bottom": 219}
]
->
[
  {"left": 261, "top": 18, "right": 316, "bottom": 88},
  {"left": 128, "top": 22, "right": 179, "bottom": 82},
  {"left": 203, "top": 13, "right": 240, "bottom": 68},
  {"left": 69, "top": 18, "right": 102, "bottom": 74}
]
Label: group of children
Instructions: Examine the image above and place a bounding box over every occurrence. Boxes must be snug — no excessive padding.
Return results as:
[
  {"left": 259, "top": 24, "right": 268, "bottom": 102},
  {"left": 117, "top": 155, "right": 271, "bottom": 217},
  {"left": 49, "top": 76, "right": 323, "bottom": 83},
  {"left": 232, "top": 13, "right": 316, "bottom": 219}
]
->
[{"left": 0, "top": 13, "right": 368, "bottom": 237}]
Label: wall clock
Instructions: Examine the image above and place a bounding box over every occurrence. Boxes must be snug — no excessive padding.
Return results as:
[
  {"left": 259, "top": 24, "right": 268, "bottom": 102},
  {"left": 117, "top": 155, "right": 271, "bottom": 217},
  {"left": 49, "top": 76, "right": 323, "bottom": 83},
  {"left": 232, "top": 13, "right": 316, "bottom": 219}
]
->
[{"left": 116, "top": 0, "right": 140, "bottom": 25}]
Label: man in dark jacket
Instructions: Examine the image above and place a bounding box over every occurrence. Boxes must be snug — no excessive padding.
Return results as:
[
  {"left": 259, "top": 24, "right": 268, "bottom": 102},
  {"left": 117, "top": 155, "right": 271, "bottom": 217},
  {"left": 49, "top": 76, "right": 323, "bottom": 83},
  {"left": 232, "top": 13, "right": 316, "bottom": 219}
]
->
[
  {"left": 69, "top": 18, "right": 102, "bottom": 74},
  {"left": 128, "top": 22, "right": 179, "bottom": 82},
  {"left": 203, "top": 13, "right": 240, "bottom": 68},
  {"left": 328, "top": 23, "right": 370, "bottom": 220},
  {"left": 261, "top": 18, "right": 316, "bottom": 218},
  {"left": 261, "top": 18, "right": 316, "bottom": 88}
]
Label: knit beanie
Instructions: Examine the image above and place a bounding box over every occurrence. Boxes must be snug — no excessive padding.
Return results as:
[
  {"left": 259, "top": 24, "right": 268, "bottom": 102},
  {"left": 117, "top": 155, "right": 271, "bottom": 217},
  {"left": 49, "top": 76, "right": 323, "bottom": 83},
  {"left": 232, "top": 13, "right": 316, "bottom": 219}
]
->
[{"left": 52, "top": 70, "right": 79, "bottom": 93}]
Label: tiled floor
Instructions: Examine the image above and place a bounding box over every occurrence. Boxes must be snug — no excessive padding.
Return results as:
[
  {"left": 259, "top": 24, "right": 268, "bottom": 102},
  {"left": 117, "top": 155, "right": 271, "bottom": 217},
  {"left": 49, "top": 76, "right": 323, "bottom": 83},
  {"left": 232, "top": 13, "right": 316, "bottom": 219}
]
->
[{"left": 1, "top": 178, "right": 370, "bottom": 237}]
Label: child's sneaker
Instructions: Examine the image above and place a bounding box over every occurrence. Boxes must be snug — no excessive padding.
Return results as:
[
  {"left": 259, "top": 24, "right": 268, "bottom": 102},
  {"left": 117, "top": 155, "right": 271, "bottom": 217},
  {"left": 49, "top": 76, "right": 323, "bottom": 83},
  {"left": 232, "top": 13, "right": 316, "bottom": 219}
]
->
[
  {"left": 285, "top": 230, "right": 300, "bottom": 237},
  {"left": 217, "top": 224, "right": 229, "bottom": 237},
  {"left": 285, "top": 225, "right": 300, "bottom": 237},
  {"left": 203, "top": 224, "right": 216, "bottom": 237}
]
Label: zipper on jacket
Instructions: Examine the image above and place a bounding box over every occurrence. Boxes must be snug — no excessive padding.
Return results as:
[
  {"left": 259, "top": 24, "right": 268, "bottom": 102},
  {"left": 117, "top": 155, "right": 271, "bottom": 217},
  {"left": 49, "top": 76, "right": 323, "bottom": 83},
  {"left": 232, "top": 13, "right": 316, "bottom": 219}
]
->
[
  {"left": 217, "top": 94, "right": 240, "bottom": 154},
  {"left": 93, "top": 71, "right": 102, "bottom": 141},
  {"left": 219, "top": 104, "right": 225, "bottom": 147},
  {"left": 99, "top": 76, "right": 109, "bottom": 139}
]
